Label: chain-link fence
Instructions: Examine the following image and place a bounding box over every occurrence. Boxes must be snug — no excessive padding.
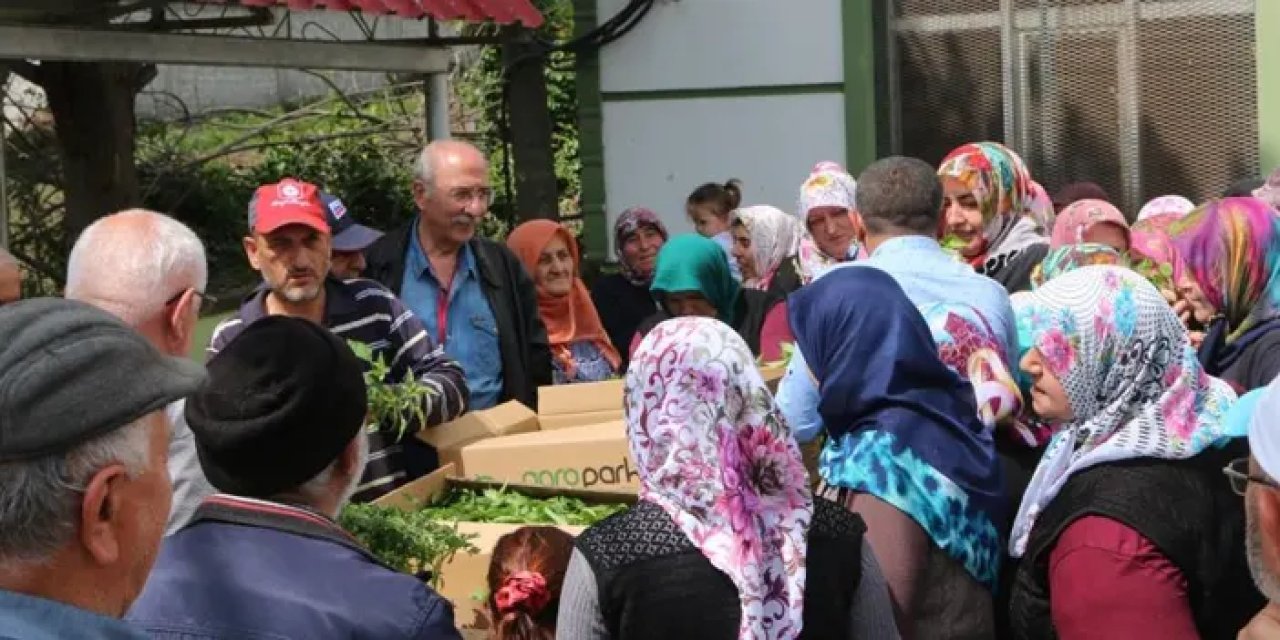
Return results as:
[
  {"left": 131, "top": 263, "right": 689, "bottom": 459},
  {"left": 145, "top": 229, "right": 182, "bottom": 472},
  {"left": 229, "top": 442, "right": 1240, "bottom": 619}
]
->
[{"left": 890, "top": 0, "right": 1257, "bottom": 215}]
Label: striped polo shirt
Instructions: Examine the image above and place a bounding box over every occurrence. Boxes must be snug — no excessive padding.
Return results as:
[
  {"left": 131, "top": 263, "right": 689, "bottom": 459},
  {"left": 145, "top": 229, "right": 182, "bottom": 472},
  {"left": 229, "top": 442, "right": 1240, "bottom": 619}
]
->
[{"left": 208, "top": 277, "right": 469, "bottom": 501}]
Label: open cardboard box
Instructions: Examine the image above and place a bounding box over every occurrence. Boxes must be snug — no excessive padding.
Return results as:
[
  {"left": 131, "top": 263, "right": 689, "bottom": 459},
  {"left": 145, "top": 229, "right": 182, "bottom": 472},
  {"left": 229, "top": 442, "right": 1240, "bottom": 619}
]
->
[
  {"left": 373, "top": 464, "right": 633, "bottom": 632},
  {"left": 460, "top": 421, "right": 636, "bottom": 493},
  {"left": 416, "top": 401, "right": 540, "bottom": 475},
  {"left": 759, "top": 363, "right": 787, "bottom": 394}
]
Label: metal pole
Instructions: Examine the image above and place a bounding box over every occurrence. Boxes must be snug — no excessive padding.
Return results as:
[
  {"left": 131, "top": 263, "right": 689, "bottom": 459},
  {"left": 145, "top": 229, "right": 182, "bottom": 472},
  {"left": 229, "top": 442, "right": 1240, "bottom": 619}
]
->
[
  {"left": 0, "top": 113, "right": 8, "bottom": 250},
  {"left": 428, "top": 72, "right": 450, "bottom": 141}
]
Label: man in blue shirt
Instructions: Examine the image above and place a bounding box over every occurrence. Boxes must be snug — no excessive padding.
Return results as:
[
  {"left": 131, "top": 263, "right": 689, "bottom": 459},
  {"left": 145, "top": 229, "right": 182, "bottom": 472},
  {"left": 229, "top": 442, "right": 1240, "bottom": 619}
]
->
[
  {"left": 365, "top": 140, "right": 552, "bottom": 409},
  {"left": 778, "top": 156, "right": 1016, "bottom": 442},
  {"left": 0, "top": 299, "right": 206, "bottom": 640}
]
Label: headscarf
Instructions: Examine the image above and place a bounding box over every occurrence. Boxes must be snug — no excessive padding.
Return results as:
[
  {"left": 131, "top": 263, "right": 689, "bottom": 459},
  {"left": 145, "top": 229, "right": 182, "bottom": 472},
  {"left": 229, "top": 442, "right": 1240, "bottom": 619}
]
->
[
  {"left": 1137, "top": 195, "right": 1194, "bottom": 222},
  {"left": 788, "top": 267, "right": 1006, "bottom": 589},
  {"left": 918, "top": 302, "right": 1023, "bottom": 431},
  {"left": 651, "top": 234, "right": 741, "bottom": 324},
  {"left": 1050, "top": 181, "right": 1111, "bottom": 211},
  {"left": 795, "top": 163, "right": 862, "bottom": 284},
  {"left": 937, "top": 142, "right": 1046, "bottom": 269},
  {"left": 1255, "top": 167, "right": 1280, "bottom": 210},
  {"left": 1129, "top": 212, "right": 1186, "bottom": 292},
  {"left": 1170, "top": 197, "right": 1280, "bottom": 374},
  {"left": 1010, "top": 266, "right": 1234, "bottom": 556},
  {"left": 1027, "top": 181, "right": 1056, "bottom": 230},
  {"left": 507, "top": 221, "right": 621, "bottom": 378},
  {"left": 614, "top": 207, "right": 669, "bottom": 287},
  {"left": 1049, "top": 199, "right": 1130, "bottom": 250},
  {"left": 626, "top": 316, "right": 812, "bottom": 640},
  {"left": 734, "top": 206, "right": 802, "bottom": 291},
  {"left": 1031, "top": 243, "right": 1128, "bottom": 289}
]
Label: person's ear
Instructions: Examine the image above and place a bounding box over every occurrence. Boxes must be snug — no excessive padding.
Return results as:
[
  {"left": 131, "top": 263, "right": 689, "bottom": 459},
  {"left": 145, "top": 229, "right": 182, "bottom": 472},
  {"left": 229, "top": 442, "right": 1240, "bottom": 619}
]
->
[
  {"left": 243, "top": 236, "right": 261, "bottom": 270},
  {"left": 335, "top": 433, "right": 365, "bottom": 480},
  {"left": 78, "top": 464, "right": 129, "bottom": 566},
  {"left": 167, "top": 289, "right": 197, "bottom": 351}
]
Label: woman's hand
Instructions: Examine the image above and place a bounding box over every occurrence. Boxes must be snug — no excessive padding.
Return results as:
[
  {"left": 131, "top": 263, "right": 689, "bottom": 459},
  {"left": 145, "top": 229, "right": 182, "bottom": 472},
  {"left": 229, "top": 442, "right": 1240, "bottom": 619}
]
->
[{"left": 1163, "top": 288, "right": 1195, "bottom": 328}]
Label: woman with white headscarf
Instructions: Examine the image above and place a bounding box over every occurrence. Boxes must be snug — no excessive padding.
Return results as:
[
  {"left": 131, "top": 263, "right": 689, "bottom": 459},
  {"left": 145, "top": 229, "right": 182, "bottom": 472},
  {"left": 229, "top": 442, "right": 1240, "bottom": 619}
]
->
[{"left": 730, "top": 205, "right": 805, "bottom": 296}]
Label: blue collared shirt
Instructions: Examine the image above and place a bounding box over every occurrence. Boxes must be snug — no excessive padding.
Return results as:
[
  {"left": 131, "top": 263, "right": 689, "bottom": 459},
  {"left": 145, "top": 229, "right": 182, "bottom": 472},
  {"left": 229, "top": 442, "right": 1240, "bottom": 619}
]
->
[
  {"left": 832, "top": 235, "right": 1017, "bottom": 357},
  {"left": 400, "top": 233, "right": 503, "bottom": 410},
  {"left": 777, "top": 236, "right": 1017, "bottom": 444},
  {"left": 0, "top": 589, "right": 149, "bottom": 640}
]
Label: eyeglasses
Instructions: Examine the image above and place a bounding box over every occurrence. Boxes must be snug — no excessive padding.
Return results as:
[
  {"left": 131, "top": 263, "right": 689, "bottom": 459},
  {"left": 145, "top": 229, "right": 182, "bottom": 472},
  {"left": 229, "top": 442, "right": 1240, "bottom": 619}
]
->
[
  {"left": 1223, "top": 457, "right": 1280, "bottom": 496},
  {"left": 166, "top": 288, "right": 218, "bottom": 316}
]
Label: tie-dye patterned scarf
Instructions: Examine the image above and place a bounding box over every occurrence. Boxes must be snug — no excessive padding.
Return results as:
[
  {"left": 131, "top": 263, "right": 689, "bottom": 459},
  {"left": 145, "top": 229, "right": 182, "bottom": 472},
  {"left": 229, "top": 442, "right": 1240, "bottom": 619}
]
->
[{"left": 938, "top": 142, "right": 1047, "bottom": 276}]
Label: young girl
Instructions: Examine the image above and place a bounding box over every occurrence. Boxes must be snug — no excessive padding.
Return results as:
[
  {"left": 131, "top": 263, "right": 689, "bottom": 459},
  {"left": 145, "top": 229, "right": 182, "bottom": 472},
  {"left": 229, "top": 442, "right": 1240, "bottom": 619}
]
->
[
  {"left": 687, "top": 180, "right": 744, "bottom": 282},
  {"left": 487, "top": 526, "right": 575, "bottom": 640}
]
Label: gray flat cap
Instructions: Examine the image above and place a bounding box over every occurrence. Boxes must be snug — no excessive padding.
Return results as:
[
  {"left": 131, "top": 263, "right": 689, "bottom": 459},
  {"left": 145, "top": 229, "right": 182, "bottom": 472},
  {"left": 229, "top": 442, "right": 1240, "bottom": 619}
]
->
[{"left": 0, "top": 298, "right": 207, "bottom": 461}]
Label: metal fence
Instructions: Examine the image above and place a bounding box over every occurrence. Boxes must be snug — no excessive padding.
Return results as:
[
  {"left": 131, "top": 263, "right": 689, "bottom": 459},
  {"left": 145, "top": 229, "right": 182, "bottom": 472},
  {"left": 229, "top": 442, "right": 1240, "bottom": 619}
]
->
[{"left": 889, "top": 0, "right": 1258, "bottom": 215}]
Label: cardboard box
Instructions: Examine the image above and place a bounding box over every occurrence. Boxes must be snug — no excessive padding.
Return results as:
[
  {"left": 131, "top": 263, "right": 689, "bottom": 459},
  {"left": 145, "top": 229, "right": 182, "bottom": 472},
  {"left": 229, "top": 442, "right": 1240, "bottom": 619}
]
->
[
  {"left": 373, "top": 465, "right": 632, "bottom": 632},
  {"left": 416, "top": 401, "right": 539, "bottom": 476},
  {"left": 538, "top": 409, "right": 624, "bottom": 431},
  {"left": 537, "top": 378, "right": 624, "bottom": 416},
  {"left": 461, "top": 422, "right": 637, "bottom": 493}
]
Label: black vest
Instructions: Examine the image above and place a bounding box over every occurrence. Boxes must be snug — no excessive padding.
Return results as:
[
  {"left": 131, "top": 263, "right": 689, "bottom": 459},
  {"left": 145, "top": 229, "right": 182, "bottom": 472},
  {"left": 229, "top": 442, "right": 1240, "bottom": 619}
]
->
[
  {"left": 576, "top": 498, "right": 865, "bottom": 640},
  {"left": 1008, "top": 441, "right": 1263, "bottom": 640}
]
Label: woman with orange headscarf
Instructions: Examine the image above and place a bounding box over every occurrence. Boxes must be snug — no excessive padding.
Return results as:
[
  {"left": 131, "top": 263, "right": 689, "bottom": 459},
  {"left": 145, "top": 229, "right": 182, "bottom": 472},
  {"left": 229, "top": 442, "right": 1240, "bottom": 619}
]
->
[{"left": 508, "top": 220, "right": 621, "bottom": 384}]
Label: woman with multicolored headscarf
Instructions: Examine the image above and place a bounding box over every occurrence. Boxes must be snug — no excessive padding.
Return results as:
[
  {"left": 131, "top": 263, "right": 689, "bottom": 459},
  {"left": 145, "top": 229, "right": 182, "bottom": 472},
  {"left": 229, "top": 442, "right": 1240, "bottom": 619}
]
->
[
  {"left": 788, "top": 266, "right": 1006, "bottom": 638},
  {"left": 1007, "top": 266, "right": 1257, "bottom": 640},
  {"left": 794, "top": 162, "right": 864, "bottom": 284},
  {"left": 559, "top": 316, "right": 900, "bottom": 640},
  {"left": 1169, "top": 197, "right": 1280, "bottom": 391},
  {"left": 729, "top": 205, "right": 804, "bottom": 296},
  {"left": 589, "top": 207, "right": 668, "bottom": 369},
  {"left": 937, "top": 142, "right": 1050, "bottom": 293}
]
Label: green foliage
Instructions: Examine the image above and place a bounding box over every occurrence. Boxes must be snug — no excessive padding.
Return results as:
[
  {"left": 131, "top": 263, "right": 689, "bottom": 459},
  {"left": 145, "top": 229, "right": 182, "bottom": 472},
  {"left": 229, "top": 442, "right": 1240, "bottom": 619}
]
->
[
  {"left": 456, "top": 0, "right": 581, "bottom": 219},
  {"left": 1131, "top": 258, "right": 1176, "bottom": 292},
  {"left": 348, "top": 340, "right": 435, "bottom": 441},
  {"left": 759, "top": 342, "right": 797, "bottom": 369},
  {"left": 420, "top": 487, "right": 628, "bottom": 526},
  {"left": 338, "top": 502, "right": 477, "bottom": 587}
]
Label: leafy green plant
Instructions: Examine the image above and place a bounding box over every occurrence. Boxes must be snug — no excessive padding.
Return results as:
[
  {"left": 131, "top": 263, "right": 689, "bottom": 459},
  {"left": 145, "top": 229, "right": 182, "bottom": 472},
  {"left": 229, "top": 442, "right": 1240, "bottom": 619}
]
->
[
  {"left": 338, "top": 503, "right": 477, "bottom": 588},
  {"left": 348, "top": 341, "right": 435, "bottom": 441},
  {"left": 420, "top": 487, "right": 628, "bottom": 526},
  {"left": 1131, "top": 258, "right": 1175, "bottom": 292},
  {"left": 759, "top": 342, "right": 796, "bottom": 369}
]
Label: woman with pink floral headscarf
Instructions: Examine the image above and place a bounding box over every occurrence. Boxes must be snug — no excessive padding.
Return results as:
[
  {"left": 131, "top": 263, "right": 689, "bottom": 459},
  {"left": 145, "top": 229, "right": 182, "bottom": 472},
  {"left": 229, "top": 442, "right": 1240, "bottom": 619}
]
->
[{"left": 559, "top": 317, "right": 898, "bottom": 640}]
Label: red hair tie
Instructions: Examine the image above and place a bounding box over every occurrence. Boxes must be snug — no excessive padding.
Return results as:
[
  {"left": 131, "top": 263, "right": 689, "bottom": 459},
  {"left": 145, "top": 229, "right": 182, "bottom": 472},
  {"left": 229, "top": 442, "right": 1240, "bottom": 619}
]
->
[{"left": 494, "top": 571, "right": 551, "bottom": 616}]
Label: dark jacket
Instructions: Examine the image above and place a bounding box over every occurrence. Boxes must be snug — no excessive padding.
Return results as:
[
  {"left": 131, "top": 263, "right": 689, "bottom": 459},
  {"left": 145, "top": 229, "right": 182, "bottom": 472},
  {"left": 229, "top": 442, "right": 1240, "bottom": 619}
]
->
[
  {"left": 364, "top": 221, "right": 552, "bottom": 410},
  {"left": 576, "top": 499, "right": 865, "bottom": 639},
  {"left": 127, "top": 495, "right": 461, "bottom": 640},
  {"left": 1008, "top": 441, "right": 1262, "bottom": 640}
]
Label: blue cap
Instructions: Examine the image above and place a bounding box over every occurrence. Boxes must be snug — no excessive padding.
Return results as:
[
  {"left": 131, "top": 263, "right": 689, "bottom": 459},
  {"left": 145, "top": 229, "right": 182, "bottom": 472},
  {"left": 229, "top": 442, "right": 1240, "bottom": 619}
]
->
[{"left": 319, "top": 191, "right": 383, "bottom": 252}]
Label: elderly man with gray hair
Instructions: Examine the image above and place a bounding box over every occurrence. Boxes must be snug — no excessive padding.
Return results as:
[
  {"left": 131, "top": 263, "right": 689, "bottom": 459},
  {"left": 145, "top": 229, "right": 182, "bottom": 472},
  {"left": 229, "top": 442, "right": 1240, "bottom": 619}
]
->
[
  {"left": 66, "top": 209, "right": 216, "bottom": 534},
  {"left": 0, "top": 247, "right": 21, "bottom": 305},
  {"left": 0, "top": 298, "right": 205, "bottom": 638}
]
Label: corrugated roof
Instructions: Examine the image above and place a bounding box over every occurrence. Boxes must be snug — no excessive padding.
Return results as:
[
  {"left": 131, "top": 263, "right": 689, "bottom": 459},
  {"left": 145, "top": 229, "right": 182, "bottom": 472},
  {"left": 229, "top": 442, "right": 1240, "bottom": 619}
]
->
[{"left": 235, "top": 0, "right": 543, "bottom": 27}]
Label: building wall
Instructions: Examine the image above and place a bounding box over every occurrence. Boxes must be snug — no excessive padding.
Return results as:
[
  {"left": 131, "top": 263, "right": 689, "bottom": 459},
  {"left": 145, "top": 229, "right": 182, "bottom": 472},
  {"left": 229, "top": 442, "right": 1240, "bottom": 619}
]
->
[{"left": 581, "top": 0, "right": 871, "bottom": 256}]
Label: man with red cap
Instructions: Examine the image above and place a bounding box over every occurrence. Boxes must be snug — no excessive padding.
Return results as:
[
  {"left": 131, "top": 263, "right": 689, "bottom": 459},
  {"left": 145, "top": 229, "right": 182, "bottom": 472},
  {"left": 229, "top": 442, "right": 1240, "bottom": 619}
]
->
[{"left": 207, "top": 178, "right": 469, "bottom": 501}]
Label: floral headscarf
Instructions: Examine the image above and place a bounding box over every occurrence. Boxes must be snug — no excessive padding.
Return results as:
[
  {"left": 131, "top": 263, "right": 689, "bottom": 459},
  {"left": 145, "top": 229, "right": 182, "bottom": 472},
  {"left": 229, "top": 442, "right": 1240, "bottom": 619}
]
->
[
  {"left": 1027, "top": 181, "right": 1056, "bottom": 230},
  {"left": 734, "top": 206, "right": 802, "bottom": 291},
  {"left": 795, "top": 162, "right": 862, "bottom": 284},
  {"left": 1129, "top": 213, "right": 1187, "bottom": 291},
  {"left": 1010, "top": 266, "right": 1234, "bottom": 556},
  {"left": 1050, "top": 199, "right": 1130, "bottom": 250},
  {"left": 614, "top": 207, "right": 669, "bottom": 286},
  {"left": 1031, "top": 243, "right": 1128, "bottom": 289},
  {"left": 1137, "top": 195, "right": 1194, "bottom": 222},
  {"left": 626, "top": 316, "right": 812, "bottom": 640},
  {"left": 1254, "top": 167, "right": 1280, "bottom": 210},
  {"left": 937, "top": 142, "right": 1046, "bottom": 265}
]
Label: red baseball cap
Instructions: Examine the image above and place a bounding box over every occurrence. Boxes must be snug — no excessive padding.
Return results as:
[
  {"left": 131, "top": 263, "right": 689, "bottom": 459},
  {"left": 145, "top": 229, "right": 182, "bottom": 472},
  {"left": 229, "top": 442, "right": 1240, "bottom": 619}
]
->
[{"left": 247, "top": 179, "right": 331, "bottom": 235}]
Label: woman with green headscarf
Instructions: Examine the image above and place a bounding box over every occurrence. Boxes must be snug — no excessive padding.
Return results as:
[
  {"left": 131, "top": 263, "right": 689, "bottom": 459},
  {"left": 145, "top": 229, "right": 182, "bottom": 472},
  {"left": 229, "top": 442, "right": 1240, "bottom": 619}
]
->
[{"left": 630, "top": 234, "right": 789, "bottom": 358}]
